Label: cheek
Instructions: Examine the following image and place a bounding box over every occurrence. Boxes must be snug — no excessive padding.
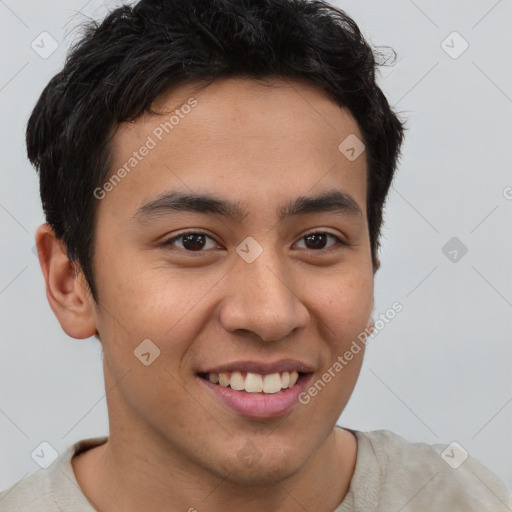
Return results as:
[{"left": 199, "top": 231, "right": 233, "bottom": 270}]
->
[
  {"left": 94, "top": 245, "right": 199, "bottom": 334},
  {"left": 94, "top": 255, "right": 228, "bottom": 377},
  {"left": 307, "top": 280, "right": 370, "bottom": 415},
  {"left": 94, "top": 265, "right": 209, "bottom": 423},
  {"left": 312, "top": 266, "right": 374, "bottom": 341}
]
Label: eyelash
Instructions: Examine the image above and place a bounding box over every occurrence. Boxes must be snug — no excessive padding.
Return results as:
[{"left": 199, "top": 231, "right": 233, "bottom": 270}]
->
[{"left": 159, "top": 230, "right": 348, "bottom": 254}]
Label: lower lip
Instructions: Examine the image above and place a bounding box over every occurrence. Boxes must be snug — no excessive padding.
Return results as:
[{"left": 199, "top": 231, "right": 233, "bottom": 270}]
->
[{"left": 197, "top": 374, "right": 313, "bottom": 419}]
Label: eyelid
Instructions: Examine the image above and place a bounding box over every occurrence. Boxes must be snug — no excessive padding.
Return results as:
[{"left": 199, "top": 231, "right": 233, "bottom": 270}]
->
[
  {"left": 159, "top": 230, "right": 221, "bottom": 251},
  {"left": 294, "top": 230, "right": 348, "bottom": 250},
  {"left": 298, "top": 228, "right": 347, "bottom": 241},
  {"left": 160, "top": 229, "right": 348, "bottom": 253}
]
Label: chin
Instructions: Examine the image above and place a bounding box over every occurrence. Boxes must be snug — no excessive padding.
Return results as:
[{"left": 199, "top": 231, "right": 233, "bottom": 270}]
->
[
  {"left": 218, "top": 439, "right": 307, "bottom": 486},
  {"left": 226, "top": 457, "right": 304, "bottom": 487}
]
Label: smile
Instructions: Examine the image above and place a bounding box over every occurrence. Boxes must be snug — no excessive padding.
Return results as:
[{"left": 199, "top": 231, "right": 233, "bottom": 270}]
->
[
  {"left": 197, "top": 370, "right": 313, "bottom": 418},
  {"left": 199, "top": 370, "right": 300, "bottom": 393}
]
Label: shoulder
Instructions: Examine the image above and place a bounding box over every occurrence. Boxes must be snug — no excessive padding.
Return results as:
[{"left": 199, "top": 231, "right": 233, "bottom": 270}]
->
[
  {"left": 355, "top": 429, "right": 512, "bottom": 511},
  {"left": 0, "top": 466, "right": 55, "bottom": 510},
  {"left": 0, "top": 436, "right": 108, "bottom": 512}
]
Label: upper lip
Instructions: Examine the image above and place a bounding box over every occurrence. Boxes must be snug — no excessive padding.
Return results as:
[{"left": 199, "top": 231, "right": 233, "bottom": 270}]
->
[{"left": 198, "top": 358, "right": 315, "bottom": 375}]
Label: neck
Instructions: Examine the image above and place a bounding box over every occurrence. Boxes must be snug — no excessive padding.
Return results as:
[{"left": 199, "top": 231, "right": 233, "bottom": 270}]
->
[{"left": 72, "top": 423, "right": 357, "bottom": 512}]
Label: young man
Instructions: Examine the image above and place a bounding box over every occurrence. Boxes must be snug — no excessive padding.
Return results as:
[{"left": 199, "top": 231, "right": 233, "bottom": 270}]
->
[{"left": 1, "top": 0, "right": 510, "bottom": 510}]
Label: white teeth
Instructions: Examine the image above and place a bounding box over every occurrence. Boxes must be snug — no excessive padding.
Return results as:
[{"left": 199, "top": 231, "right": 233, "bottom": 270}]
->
[
  {"left": 245, "top": 372, "right": 263, "bottom": 393},
  {"left": 230, "top": 371, "right": 245, "bottom": 391},
  {"left": 262, "top": 373, "right": 282, "bottom": 393},
  {"left": 208, "top": 370, "right": 301, "bottom": 393},
  {"left": 219, "top": 373, "right": 230, "bottom": 387}
]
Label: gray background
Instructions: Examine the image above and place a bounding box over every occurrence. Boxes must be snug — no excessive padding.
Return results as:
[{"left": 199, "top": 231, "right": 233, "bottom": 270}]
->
[{"left": 0, "top": 0, "right": 511, "bottom": 497}]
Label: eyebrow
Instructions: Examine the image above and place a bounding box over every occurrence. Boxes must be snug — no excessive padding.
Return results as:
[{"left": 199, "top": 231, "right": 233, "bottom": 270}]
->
[{"left": 132, "top": 189, "right": 363, "bottom": 224}]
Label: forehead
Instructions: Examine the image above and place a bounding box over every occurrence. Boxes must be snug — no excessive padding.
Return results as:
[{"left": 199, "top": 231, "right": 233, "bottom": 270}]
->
[{"left": 101, "top": 76, "right": 367, "bottom": 223}]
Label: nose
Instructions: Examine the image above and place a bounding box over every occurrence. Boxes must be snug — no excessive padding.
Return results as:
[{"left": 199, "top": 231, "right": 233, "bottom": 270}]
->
[{"left": 218, "top": 251, "right": 310, "bottom": 342}]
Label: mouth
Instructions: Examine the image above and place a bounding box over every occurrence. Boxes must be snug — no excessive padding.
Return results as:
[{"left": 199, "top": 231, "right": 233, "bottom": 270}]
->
[
  {"left": 196, "top": 366, "right": 314, "bottom": 418},
  {"left": 197, "top": 370, "right": 307, "bottom": 393}
]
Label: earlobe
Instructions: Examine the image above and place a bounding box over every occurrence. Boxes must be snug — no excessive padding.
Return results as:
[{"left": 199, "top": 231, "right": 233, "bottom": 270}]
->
[
  {"left": 367, "top": 317, "right": 375, "bottom": 336},
  {"left": 35, "top": 223, "right": 98, "bottom": 340},
  {"left": 367, "top": 294, "right": 376, "bottom": 336},
  {"left": 373, "top": 256, "right": 380, "bottom": 274}
]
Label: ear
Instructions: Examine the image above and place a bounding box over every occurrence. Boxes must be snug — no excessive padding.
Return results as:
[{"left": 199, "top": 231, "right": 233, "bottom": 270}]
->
[
  {"left": 372, "top": 255, "right": 380, "bottom": 275},
  {"left": 35, "top": 223, "right": 98, "bottom": 339},
  {"left": 366, "top": 317, "right": 375, "bottom": 336},
  {"left": 366, "top": 293, "right": 376, "bottom": 335}
]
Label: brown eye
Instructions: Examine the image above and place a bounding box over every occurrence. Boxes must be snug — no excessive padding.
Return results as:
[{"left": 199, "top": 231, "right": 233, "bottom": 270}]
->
[
  {"left": 296, "top": 232, "right": 345, "bottom": 251},
  {"left": 181, "top": 234, "right": 207, "bottom": 251},
  {"left": 161, "top": 232, "right": 218, "bottom": 252}
]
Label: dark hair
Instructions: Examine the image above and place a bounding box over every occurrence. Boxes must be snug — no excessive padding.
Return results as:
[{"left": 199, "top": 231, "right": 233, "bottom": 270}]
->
[{"left": 27, "top": 0, "right": 405, "bottom": 303}]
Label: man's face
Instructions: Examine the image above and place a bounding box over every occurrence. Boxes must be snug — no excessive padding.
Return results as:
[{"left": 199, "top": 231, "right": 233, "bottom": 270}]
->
[{"left": 91, "top": 77, "right": 374, "bottom": 483}]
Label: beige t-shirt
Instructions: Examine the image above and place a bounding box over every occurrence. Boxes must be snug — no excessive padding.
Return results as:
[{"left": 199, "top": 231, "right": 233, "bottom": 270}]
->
[{"left": 1, "top": 428, "right": 510, "bottom": 511}]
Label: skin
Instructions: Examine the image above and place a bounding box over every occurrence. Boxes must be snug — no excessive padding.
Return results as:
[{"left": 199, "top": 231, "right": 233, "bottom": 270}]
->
[{"left": 36, "top": 76, "right": 377, "bottom": 512}]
